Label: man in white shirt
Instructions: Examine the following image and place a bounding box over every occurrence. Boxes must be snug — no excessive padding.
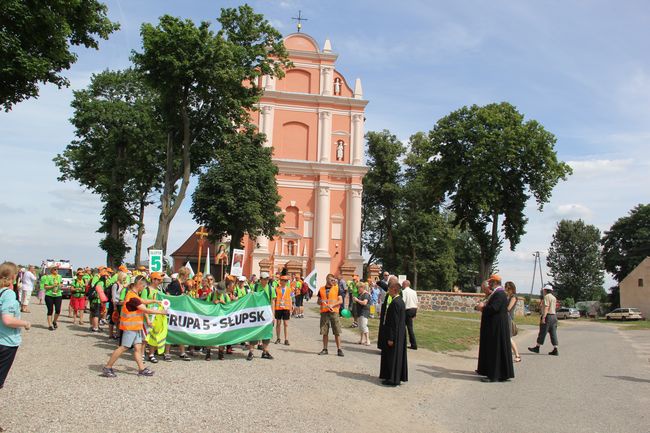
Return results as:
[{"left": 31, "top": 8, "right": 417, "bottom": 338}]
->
[
  {"left": 401, "top": 280, "right": 419, "bottom": 350},
  {"left": 528, "top": 284, "right": 559, "bottom": 356},
  {"left": 20, "top": 265, "right": 37, "bottom": 313}
]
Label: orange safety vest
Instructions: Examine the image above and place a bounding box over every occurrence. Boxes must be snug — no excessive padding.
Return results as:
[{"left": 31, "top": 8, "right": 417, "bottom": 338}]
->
[
  {"left": 119, "top": 290, "right": 144, "bottom": 331},
  {"left": 319, "top": 285, "right": 340, "bottom": 313},
  {"left": 275, "top": 284, "right": 292, "bottom": 311}
]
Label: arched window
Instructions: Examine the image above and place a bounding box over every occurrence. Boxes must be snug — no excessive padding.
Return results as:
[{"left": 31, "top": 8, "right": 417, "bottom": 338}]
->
[{"left": 285, "top": 206, "right": 299, "bottom": 229}]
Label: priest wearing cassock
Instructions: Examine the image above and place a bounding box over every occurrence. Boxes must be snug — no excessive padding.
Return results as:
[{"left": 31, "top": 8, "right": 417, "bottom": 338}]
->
[
  {"left": 476, "top": 274, "right": 515, "bottom": 383},
  {"left": 379, "top": 279, "right": 408, "bottom": 386}
]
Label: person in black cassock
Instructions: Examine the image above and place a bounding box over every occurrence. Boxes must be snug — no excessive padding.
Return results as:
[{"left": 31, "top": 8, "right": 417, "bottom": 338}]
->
[
  {"left": 379, "top": 278, "right": 408, "bottom": 386},
  {"left": 476, "top": 274, "right": 515, "bottom": 383}
]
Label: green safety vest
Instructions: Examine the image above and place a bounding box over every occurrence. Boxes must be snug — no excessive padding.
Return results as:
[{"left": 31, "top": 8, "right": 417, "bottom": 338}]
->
[
  {"left": 253, "top": 283, "right": 275, "bottom": 301},
  {"left": 235, "top": 285, "right": 247, "bottom": 299},
  {"left": 348, "top": 281, "right": 359, "bottom": 297},
  {"left": 141, "top": 286, "right": 159, "bottom": 301}
]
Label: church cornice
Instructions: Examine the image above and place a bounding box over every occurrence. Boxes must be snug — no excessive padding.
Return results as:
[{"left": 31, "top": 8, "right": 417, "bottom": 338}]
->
[
  {"left": 286, "top": 48, "right": 339, "bottom": 62},
  {"left": 261, "top": 90, "right": 368, "bottom": 109},
  {"left": 274, "top": 158, "right": 369, "bottom": 177}
]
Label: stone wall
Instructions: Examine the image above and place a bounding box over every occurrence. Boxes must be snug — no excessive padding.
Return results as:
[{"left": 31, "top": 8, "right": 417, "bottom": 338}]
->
[{"left": 417, "top": 291, "right": 525, "bottom": 316}]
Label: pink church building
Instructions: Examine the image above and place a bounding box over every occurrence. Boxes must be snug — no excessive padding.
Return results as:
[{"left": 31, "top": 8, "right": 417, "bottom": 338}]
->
[{"left": 242, "top": 32, "right": 369, "bottom": 282}]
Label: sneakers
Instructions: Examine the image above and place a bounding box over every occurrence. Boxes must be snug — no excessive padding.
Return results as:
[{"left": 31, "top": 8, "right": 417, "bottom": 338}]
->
[
  {"left": 148, "top": 355, "right": 159, "bottom": 364},
  {"left": 137, "top": 367, "right": 154, "bottom": 377},
  {"left": 549, "top": 348, "right": 559, "bottom": 356},
  {"left": 99, "top": 319, "right": 107, "bottom": 326},
  {"left": 261, "top": 351, "right": 274, "bottom": 360},
  {"left": 337, "top": 349, "right": 344, "bottom": 357},
  {"left": 246, "top": 351, "right": 254, "bottom": 361},
  {"left": 101, "top": 367, "right": 116, "bottom": 378},
  {"left": 179, "top": 353, "right": 191, "bottom": 361},
  {"left": 318, "top": 349, "right": 328, "bottom": 355},
  {"left": 527, "top": 346, "right": 540, "bottom": 353},
  {"left": 90, "top": 328, "right": 100, "bottom": 333}
]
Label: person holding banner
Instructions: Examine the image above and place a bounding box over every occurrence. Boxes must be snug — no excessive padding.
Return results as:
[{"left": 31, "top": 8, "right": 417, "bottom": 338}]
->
[
  {"left": 245, "top": 272, "right": 275, "bottom": 361},
  {"left": 164, "top": 267, "right": 191, "bottom": 362},
  {"left": 318, "top": 274, "right": 344, "bottom": 357},
  {"left": 101, "top": 276, "right": 167, "bottom": 378},
  {"left": 274, "top": 276, "right": 293, "bottom": 346},
  {"left": 235, "top": 276, "right": 248, "bottom": 299},
  {"left": 142, "top": 272, "right": 166, "bottom": 363}
]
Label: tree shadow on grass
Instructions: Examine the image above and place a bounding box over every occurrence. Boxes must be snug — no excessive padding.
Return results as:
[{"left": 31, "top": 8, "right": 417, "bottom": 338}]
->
[
  {"left": 325, "top": 369, "right": 379, "bottom": 384},
  {"left": 418, "top": 364, "right": 482, "bottom": 382},
  {"left": 604, "top": 375, "right": 650, "bottom": 384}
]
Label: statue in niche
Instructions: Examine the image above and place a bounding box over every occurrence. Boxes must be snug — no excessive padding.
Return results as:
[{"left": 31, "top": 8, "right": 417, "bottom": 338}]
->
[
  {"left": 336, "top": 140, "right": 344, "bottom": 161},
  {"left": 334, "top": 77, "right": 342, "bottom": 95}
]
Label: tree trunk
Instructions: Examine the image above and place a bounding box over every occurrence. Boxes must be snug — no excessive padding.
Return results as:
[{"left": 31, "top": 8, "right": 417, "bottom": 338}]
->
[
  {"left": 478, "top": 212, "right": 500, "bottom": 282},
  {"left": 134, "top": 195, "right": 146, "bottom": 267},
  {"left": 412, "top": 244, "right": 418, "bottom": 290},
  {"left": 153, "top": 109, "right": 192, "bottom": 256}
]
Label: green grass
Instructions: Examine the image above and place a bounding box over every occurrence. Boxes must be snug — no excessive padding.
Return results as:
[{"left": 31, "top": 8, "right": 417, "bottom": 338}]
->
[{"left": 592, "top": 318, "right": 650, "bottom": 330}]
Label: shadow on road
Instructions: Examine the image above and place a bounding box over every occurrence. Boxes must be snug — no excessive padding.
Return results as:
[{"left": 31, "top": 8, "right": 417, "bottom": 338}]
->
[
  {"left": 604, "top": 375, "right": 650, "bottom": 383},
  {"left": 29, "top": 324, "right": 50, "bottom": 330},
  {"left": 282, "top": 348, "right": 320, "bottom": 355},
  {"left": 418, "top": 364, "right": 481, "bottom": 382},
  {"left": 88, "top": 363, "right": 139, "bottom": 376},
  {"left": 340, "top": 344, "right": 379, "bottom": 355},
  {"left": 446, "top": 353, "right": 476, "bottom": 360},
  {"left": 325, "top": 369, "right": 379, "bottom": 384}
]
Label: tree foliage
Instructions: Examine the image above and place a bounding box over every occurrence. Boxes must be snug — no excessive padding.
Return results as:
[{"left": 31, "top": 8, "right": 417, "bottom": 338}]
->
[
  {"left": 131, "top": 5, "right": 289, "bottom": 255},
  {"left": 1, "top": 0, "right": 119, "bottom": 110},
  {"left": 361, "top": 130, "right": 405, "bottom": 271},
  {"left": 420, "top": 102, "right": 572, "bottom": 281},
  {"left": 190, "top": 129, "right": 283, "bottom": 252},
  {"left": 54, "top": 69, "right": 164, "bottom": 266},
  {"left": 601, "top": 204, "right": 650, "bottom": 282},
  {"left": 547, "top": 219, "right": 605, "bottom": 301}
]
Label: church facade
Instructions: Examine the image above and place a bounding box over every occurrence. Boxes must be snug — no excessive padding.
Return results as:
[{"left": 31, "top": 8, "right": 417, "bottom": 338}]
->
[{"left": 242, "top": 33, "right": 369, "bottom": 282}]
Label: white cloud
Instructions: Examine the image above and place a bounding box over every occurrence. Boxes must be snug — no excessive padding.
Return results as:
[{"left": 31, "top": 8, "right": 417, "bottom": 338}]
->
[
  {"left": 567, "top": 159, "right": 633, "bottom": 177},
  {"left": 553, "top": 203, "right": 593, "bottom": 220}
]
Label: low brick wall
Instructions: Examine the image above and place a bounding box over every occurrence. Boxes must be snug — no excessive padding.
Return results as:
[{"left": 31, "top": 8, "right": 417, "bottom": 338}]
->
[{"left": 417, "top": 291, "right": 525, "bottom": 316}]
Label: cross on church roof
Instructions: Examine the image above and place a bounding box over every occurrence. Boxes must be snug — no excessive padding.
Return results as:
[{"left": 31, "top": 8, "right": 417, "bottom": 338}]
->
[{"left": 292, "top": 10, "right": 308, "bottom": 33}]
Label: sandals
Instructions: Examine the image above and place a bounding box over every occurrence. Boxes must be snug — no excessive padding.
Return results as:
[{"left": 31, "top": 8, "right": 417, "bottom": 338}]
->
[{"left": 514, "top": 356, "right": 522, "bottom": 363}]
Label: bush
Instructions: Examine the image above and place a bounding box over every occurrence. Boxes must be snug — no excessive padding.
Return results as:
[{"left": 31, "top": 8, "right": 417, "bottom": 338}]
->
[{"left": 563, "top": 297, "right": 575, "bottom": 308}]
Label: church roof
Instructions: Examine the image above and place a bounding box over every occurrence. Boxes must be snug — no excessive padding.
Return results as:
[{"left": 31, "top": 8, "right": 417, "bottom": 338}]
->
[{"left": 170, "top": 228, "right": 220, "bottom": 258}]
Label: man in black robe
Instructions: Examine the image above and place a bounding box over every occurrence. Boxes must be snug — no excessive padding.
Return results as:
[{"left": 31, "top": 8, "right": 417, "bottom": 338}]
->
[
  {"left": 379, "top": 279, "right": 408, "bottom": 386},
  {"left": 476, "top": 274, "right": 515, "bottom": 382}
]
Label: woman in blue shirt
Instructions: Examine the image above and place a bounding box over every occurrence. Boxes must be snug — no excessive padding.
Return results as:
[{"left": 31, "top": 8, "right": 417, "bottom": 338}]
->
[{"left": 0, "top": 262, "right": 31, "bottom": 394}]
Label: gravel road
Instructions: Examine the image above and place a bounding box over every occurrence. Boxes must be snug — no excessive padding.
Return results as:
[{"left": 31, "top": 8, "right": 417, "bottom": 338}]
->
[{"left": 1, "top": 299, "right": 648, "bottom": 433}]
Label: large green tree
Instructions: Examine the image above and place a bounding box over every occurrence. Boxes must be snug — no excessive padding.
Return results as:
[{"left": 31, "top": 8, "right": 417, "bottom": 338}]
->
[
  {"left": 54, "top": 69, "right": 164, "bottom": 266},
  {"left": 547, "top": 219, "right": 605, "bottom": 301},
  {"left": 601, "top": 204, "right": 650, "bottom": 282},
  {"left": 361, "top": 130, "right": 405, "bottom": 272},
  {"left": 1, "top": 0, "right": 119, "bottom": 110},
  {"left": 132, "top": 6, "right": 289, "bottom": 255},
  {"left": 190, "top": 129, "right": 283, "bottom": 252},
  {"left": 420, "top": 102, "right": 572, "bottom": 281}
]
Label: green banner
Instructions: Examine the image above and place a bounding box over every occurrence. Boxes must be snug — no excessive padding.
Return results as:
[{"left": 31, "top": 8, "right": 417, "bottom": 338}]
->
[{"left": 159, "top": 292, "right": 273, "bottom": 346}]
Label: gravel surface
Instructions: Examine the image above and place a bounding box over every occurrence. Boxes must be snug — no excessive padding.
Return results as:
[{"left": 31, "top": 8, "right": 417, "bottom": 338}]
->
[{"left": 1, "top": 300, "right": 648, "bottom": 433}]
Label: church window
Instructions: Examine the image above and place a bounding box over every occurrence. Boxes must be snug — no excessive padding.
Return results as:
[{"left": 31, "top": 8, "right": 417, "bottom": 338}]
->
[
  {"left": 285, "top": 206, "right": 299, "bottom": 229},
  {"left": 639, "top": 278, "right": 644, "bottom": 287},
  {"left": 287, "top": 241, "right": 296, "bottom": 256}
]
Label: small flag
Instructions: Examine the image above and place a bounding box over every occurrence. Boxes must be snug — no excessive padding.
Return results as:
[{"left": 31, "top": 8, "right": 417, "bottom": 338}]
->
[
  {"left": 305, "top": 268, "right": 318, "bottom": 294},
  {"left": 184, "top": 262, "right": 195, "bottom": 278},
  {"left": 204, "top": 247, "right": 211, "bottom": 276}
]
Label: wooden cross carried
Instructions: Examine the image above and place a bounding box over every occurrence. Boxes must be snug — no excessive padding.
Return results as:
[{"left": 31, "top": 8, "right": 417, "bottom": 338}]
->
[{"left": 196, "top": 226, "right": 209, "bottom": 273}]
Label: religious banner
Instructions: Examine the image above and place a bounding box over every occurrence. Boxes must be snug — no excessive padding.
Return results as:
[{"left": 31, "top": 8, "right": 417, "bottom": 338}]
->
[
  {"left": 160, "top": 292, "right": 273, "bottom": 346},
  {"left": 230, "top": 248, "right": 245, "bottom": 277}
]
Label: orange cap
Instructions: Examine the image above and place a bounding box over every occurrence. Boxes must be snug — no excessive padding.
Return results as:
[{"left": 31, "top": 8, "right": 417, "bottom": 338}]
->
[
  {"left": 488, "top": 274, "right": 502, "bottom": 282},
  {"left": 118, "top": 265, "right": 128, "bottom": 272},
  {"left": 106, "top": 267, "right": 114, "bottom": 274},
  {"left": 150, "top": 272, "right": 164, "bottom": 280},
  {"left": 99, "top": 269, "right": 109, "bottom": 277},
  {"left": 138, "top": 266, "right": 146, "bottom": 271}
]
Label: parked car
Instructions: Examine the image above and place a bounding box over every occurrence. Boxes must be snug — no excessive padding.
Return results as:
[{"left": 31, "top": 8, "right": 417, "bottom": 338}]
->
[
  {"left": 605, "top": 308, "right": 644, "bottom": 321},
  {"left": 557, "top": 307, "right": 580, "bottom": 319}
]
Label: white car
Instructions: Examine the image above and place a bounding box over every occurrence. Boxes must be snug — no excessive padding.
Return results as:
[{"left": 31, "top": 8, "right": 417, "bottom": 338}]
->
[
  {"left": 606, "top": 308, "right": 644, "bottom": 321},
  {"left": 556, "top": 307, "right": 580, "bottom": 319}
]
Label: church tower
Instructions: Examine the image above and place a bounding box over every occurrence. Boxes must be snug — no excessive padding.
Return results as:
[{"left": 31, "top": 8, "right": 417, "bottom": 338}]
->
[{"left": 244, "top": 33, "right": 368, "bottom": 283}]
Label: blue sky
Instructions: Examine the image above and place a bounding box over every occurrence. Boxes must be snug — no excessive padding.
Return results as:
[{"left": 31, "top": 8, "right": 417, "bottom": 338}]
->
[{"left": 2, "top": 0, "right": 649, "bottom": 292}]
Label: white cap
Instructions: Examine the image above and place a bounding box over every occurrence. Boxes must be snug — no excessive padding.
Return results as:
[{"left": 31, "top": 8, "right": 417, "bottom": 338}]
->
[
  {"left": 238, "top": 276, "right": 246, "bottom": 282},
  {"left": 260, "top": 271, "right": 270, "bottom": 279},
  {"left": 543, "top": 284, "right": 554, "bottom": 292}
]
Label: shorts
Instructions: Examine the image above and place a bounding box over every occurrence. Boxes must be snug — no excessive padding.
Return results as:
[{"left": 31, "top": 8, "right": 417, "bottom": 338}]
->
[
  {"left": 294, "top": 294, "right": 304, "bottom": 307},
  {"left": 0, "top": 345, "right": 19, "bottom": 389},
  {"left": 89, "top": 303, "right": 102, "bottom": 318},
  {"left": 70, "top": 297, "right": 86, "bottom": 312},
  {"left": 120, "top": 330, "right": 143, "bottom": 348},
  {"left": 20, "top": 290, "right": 32, "bottom": 306},
  {"left": 320, "top": 312, "right": 342, "bottom": 336},
  {"left": 358, "top": 316, "right": 369, "bottom": 333},
  {"left": 275, "top": 310, "right": 290, "bottom": 321}
]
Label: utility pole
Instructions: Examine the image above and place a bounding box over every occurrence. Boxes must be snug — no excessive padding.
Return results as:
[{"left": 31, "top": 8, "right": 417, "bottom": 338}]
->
[{"left": 529, "top": 251, "right": 545, "bottom": 297}]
